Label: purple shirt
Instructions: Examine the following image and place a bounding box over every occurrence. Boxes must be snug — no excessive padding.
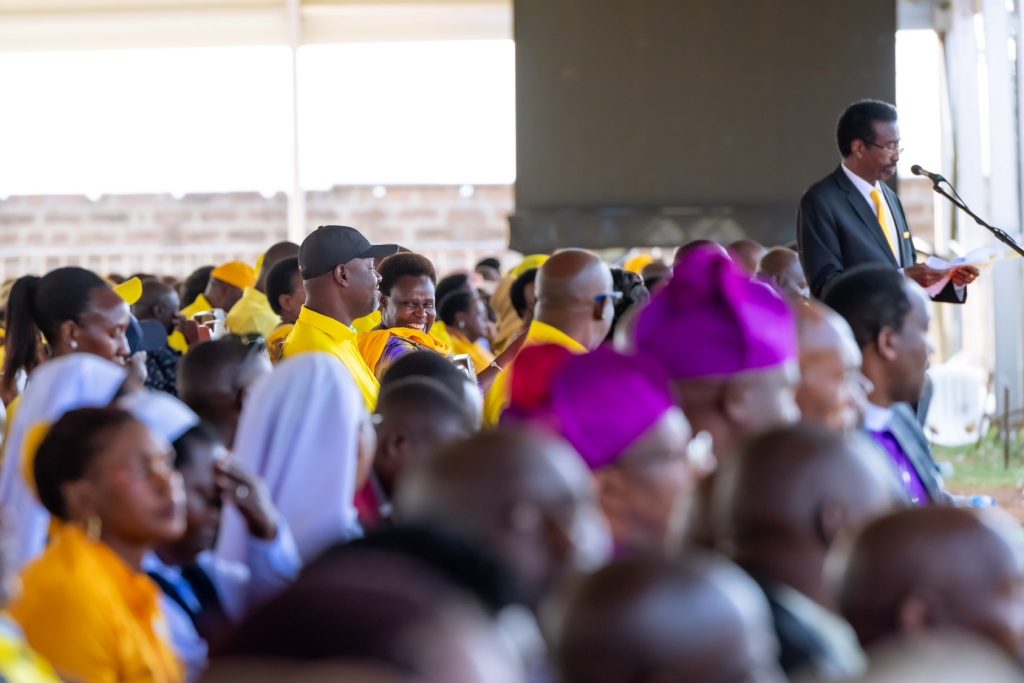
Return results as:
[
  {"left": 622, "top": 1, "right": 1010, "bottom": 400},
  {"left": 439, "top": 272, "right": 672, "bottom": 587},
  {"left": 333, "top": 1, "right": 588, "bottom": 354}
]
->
[{"left": 869, "top": 429, "right": 931, "bottom": 506}]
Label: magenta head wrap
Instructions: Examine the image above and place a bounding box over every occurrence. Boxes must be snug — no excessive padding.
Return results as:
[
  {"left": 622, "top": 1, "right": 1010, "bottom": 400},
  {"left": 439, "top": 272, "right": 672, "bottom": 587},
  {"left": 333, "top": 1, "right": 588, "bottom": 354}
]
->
[
  {"left": 634, "top": 246, "right": 797, "bottom": 379},
  {"left": 506, "top": 344, "right": 677, "bottom": 471}
]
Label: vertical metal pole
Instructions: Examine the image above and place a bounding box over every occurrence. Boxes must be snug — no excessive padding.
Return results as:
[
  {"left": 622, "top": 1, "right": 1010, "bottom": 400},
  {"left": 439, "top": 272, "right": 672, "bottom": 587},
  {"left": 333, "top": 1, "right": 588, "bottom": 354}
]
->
[
  {"left": 1004, "top": 385, "right": 1011, "bottom": 470},
  {"left": 286, "top": 0, "right": 306, "bottom": 244}
]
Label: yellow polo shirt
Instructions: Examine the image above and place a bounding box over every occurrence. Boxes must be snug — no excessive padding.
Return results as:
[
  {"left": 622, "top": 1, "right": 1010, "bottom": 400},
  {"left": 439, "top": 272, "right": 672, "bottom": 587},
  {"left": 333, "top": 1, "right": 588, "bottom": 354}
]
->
[
  {"left": 266, "top": 323, "right": 293, "bottom": 364},
  {"left": 11, "top": 525, "right": 182, "bottom": 683},
  {"left": 282, "top": 306, "right": 380, "bottom": 410},
  {"left": 226, "top": 288, "right": 280, "bottom": 339},
  {"left": 483, "top": 320, "right": 587, "bottom": 426},
  {"left": 168, "top": 293, "right": 214, "bottom": 354},
  {"left": 352, "top": 311, "right": 382, "bottom": 335}
]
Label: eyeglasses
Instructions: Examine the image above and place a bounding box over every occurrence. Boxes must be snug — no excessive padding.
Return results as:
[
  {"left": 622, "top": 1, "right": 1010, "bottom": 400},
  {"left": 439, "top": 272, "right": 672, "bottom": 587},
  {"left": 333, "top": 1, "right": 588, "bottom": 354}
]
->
[
  {"left": 867, "top": 141, "right": 904, "bottom": 155},
  {"left": 594, "top": 291, "right": 624, "bottom": 304}
]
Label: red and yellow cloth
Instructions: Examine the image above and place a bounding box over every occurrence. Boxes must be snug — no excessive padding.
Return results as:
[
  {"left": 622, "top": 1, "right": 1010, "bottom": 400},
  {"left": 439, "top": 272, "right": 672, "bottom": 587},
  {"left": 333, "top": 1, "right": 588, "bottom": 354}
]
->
[{"left": 483, "top": 320, "right": 587, "bottom": 426}]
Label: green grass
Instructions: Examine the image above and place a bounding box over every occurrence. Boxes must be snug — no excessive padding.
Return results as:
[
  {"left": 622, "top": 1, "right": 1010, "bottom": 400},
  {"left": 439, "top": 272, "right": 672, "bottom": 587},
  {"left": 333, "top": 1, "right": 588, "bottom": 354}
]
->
[{"left": 932, "top": 427, "right": 1024, "bottom": 492}]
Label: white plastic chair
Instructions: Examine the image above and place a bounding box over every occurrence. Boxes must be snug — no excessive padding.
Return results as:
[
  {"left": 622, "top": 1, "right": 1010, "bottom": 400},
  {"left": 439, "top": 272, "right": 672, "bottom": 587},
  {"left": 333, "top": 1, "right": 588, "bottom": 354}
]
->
[{"left": 923, "top": 358, "right": 991, "bottom": 448}]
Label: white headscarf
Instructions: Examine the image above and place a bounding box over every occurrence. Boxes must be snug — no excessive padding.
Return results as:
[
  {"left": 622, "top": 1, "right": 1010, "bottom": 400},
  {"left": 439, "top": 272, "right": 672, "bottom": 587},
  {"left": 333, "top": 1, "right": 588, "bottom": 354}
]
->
[
  {"left": 0, "top": 354, "right": 128, "bottom": 571},
  {"left": 118, "top": 390, "right": 200, "bottom": 445},
  {"left": 218, "top": 353, "right": 367, "bottom": 564}
]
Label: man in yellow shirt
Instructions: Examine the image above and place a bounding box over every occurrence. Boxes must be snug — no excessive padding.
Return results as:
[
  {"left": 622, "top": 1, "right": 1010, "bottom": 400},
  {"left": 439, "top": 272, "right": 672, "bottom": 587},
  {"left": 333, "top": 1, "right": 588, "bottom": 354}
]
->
[
  {"left": 264, "top": 256, "right": 305, "bottom": 364},
  {"left": 484, "top": 249, "right": 615, "bottom": 425},
  {"left": 282, "top": 225, "right": 397, "bottom": 409},
  {"left": 226, "top": 241, "right": 299, "bottom": 340},
  {"left": 170, "top": 262, "right": 257, "bottom": 353}
]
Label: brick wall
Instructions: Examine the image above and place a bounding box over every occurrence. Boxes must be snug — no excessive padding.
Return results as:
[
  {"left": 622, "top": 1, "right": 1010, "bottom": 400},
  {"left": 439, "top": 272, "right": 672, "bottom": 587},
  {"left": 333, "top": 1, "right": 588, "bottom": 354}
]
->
[{"left": 0, "top": 184, "right": 515, "bottom": 281}]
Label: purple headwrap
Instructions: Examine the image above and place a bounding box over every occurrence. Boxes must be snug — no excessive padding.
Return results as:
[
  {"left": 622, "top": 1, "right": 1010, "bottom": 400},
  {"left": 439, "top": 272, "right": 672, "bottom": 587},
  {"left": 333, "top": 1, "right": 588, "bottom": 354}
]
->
[{"left": 634, "top": 246, "right": 797, "bottom": 379}]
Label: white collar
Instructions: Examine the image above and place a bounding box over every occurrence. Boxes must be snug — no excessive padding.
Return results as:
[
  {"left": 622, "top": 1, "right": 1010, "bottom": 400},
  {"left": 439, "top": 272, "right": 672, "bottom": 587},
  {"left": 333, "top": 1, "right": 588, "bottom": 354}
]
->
[
  {"left": 863, "top": 401, "right": 894, "bottom": 432},
  {"left": 841, "top": 162, "right": 882, "bottom": 195}
]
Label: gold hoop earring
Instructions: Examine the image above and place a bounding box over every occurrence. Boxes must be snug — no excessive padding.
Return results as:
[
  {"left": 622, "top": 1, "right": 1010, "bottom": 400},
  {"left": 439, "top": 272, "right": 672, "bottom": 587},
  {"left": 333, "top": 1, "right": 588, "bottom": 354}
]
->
[{"left": 86, "top": 516, "right": 102, "bottom": 541}]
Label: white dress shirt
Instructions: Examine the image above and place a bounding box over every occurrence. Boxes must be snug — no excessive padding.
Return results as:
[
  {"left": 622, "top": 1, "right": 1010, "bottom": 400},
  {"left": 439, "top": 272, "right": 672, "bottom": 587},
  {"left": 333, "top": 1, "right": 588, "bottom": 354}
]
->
[
  {"left": 144, "top": 521, "right": 301, "bottom": 682},
  {"left": 841, "top": 162, "right": 902, "bottom": 267}
]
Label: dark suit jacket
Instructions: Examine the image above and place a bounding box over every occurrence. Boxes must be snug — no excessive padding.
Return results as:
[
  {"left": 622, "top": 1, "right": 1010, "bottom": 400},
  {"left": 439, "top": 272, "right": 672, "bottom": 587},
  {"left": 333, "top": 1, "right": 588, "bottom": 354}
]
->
[
  {"left": 797, "top": 166, "right": 962, "bottom": 303},
  {"left": 887, "top": 402, "right": 953, "bottom": 505}
]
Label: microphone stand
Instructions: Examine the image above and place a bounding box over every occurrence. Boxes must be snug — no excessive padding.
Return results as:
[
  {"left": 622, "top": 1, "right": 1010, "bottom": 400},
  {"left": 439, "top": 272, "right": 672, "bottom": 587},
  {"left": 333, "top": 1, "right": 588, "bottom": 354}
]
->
[{"left": 928, "top": 179, "right": 1024, "bottom": 258}]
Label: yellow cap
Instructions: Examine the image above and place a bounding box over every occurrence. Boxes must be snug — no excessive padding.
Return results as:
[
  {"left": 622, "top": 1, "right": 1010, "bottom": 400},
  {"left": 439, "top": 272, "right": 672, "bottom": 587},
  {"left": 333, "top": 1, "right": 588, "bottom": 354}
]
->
[
  {"left": 624, "top": 253, "right": 656, "bottom": 274},
  {"left": 113, "top": 277, "right": 143, "bottom": 305},
  {"left": 510, "top": 254, "right": 549, "bottom": 278},
  {"left": 212, "top": 262, "right": 257, "bottom": 291},
  {"left": 23, "top": 421, "right": 51, "bottom": 496}
]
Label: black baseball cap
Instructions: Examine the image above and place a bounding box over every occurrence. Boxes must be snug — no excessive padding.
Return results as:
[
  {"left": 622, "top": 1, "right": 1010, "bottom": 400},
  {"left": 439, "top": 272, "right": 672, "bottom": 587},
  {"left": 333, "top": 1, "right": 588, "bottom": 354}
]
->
[{"left": 299, "top": 225, "right": 398, "bottom": 280}]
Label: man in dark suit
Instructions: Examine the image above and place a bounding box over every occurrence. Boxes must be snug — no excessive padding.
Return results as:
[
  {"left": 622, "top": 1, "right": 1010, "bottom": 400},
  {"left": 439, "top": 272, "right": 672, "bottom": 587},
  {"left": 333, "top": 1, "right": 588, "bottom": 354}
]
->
[
  {"left": 714, "top": 425, "right": 903, "bottom": 679},
  {"left": 824, "top": 265, "right": 954, "bottom": 505},
  {"left": 798, "top": 100, "right": 978, "bottom": 301}
]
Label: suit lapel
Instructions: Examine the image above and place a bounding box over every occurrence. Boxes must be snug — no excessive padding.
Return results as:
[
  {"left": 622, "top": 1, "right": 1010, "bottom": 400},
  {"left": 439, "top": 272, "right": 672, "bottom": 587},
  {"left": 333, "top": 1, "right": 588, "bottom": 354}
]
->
[
  {"left": 888, "top": 405, "right": 945, "bottom": 502},
  {"left": 832, "top": 167, "right": 899, "bottom": 267}
]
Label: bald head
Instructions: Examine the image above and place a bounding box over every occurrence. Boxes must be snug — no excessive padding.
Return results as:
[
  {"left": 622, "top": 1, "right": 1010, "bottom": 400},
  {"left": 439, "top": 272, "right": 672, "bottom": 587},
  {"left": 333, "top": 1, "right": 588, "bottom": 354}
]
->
[
  {"left": 133, "top": 278, "right": 180, "bottom": 333},
  {"left": 758, "top": 247, "right": 809, "bottom": 301},
  {"left": 836, "top": 507, "right": 1024, "bottom": 663},
  {"left": 257, "top": 241, "right": 300, "bottom": 291},
  {"left": 555, "top": 554, "right": 784, "bottom": 683},
  {"left": 796, "top": 301, "right": 869, "bottom": 433},
  {"left": 534, "top": 250, "right": 614, "bottom": 350},
  {"left": 675, "top": 239, "right": 729, "bottom": 266},
  {"left": 716, "top": 425, "right": 901, "bottom": 605},
  {"left": 728, "top": 239, "right": 767, "bottom": 276},
  {"left": 396, "top": 428, "right": 610, "bottom": 608},
  {"left": 640, "top": 260, "right": 671, "bottom": 291},
  {"left": 374, "top": 377, "right": 475, "bottom": 497}
]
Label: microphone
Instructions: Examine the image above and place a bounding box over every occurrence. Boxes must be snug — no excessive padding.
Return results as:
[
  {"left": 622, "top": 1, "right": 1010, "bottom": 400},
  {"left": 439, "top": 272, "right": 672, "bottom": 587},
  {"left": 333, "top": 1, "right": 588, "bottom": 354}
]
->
[{"left": 910, "top": 164, "right": 946, "bottom": 183}]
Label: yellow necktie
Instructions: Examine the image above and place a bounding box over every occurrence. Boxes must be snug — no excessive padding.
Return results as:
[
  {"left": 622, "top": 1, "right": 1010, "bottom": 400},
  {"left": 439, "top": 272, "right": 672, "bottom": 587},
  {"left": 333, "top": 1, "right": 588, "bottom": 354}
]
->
[{"left": 870, "top": 188, "right": 899, "bottom": 261}]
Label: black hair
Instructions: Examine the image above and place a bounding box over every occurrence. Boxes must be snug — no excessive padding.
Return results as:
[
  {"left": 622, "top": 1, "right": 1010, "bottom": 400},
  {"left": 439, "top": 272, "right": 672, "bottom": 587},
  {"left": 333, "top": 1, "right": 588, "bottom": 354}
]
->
[
  {"left": 377, "top": 253, "right": 437, "bottom": 297},
  {"left": 181, "top": 265, "right": 214, "bottom": 308},
  {"left": 475, "top": 257, "right": 501, "bottom": 272},
  {"left": 606, "top": 268, "right": 650, "bottom": 342},
  {"left": 381, "top": 350, "right": 472, "bottom": 400},
  {"left": 3, "top": 267, "right": 109, "bottom": 391},
  {"left": 34, "top": 407, "right": 138, "bottom": 520},
  {"left": 509, "top": 268, "right": 539, "bottom": 319},
  {"left": 836, "top": 99, "right": 898, "bottom": 157},
  {"left": 378, "top": 376, "right": 474, "bottom": 432},
  {"left": 434, "top": 273, "right": 471, "bottom": 306},
  {"left": 265, "top": 257, "right": 300, "bottom": 317},
  {"left": 822, "top": 264, "right": 911, "bottom": 350},
  {"left": 171, "top": 421, "right": 223, "bottom": 470},
  {"left": 438, "top": 290, "right": 475, "bottom": 327},
  {"left": 178, "top": 335, "right": 254, "bottom": 413}
]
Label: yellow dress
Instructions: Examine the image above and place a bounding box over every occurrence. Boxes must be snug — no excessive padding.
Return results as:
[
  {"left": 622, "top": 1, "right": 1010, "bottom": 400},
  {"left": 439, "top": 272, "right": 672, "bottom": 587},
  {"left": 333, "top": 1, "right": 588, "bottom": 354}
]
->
[
  {"left": 0, "top": 614, "right": 60, "bottom": 683},
  {"left": 282, "top": 306, "right": 380, "bottom": 410},
  {"left": 11, "top": 525, "right": 182, "bottom": 683},
  {"left": 448, "top": 330, "right": 495, "bottom": 375},
  {"left": 483, "top": 320, "right": 587, "bottom": 426}
]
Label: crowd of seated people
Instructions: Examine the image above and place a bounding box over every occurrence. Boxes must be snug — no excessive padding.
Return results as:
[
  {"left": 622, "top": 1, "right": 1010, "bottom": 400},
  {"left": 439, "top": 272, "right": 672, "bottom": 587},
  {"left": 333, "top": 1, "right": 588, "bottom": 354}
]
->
[{"left": 0, "top": 223, "right": 1017, "bottom": 683}]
